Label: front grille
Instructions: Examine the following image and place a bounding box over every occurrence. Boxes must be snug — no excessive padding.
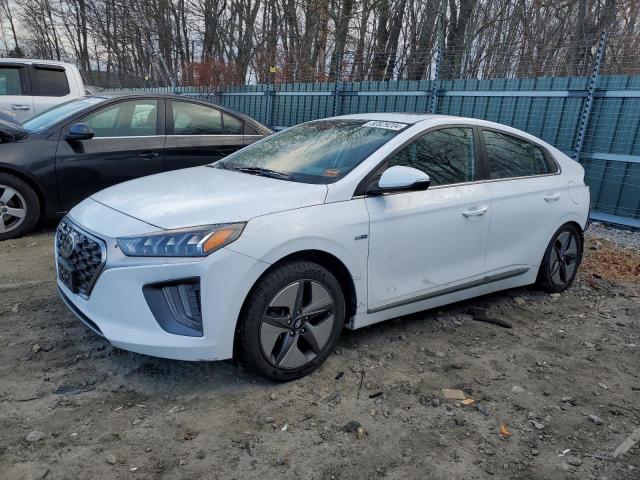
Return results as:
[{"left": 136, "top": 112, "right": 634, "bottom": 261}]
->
[{"left": 56, "top": 219, "right": 106, "bottom": 298}]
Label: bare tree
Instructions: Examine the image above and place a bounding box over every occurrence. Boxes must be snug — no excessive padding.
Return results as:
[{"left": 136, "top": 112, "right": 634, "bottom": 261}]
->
[{"left": 3, "top": 0, "right": 638, "bottom": 87}]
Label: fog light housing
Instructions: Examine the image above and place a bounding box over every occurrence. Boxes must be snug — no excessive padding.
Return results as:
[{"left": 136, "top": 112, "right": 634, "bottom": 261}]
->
[{"left": 143, "top": 278, "right": 203, "bottom": 337}]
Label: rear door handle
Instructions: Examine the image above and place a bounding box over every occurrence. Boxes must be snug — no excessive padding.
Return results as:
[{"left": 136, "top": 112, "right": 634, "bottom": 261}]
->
[
  {"left": 11, "top": 104, "right": 31, "bottom": 111},
  {"left": 544, "top": 193, "right": 562, "bottom": 202},
  {"left": 462, "top": 206, "right": 488, "bottom": 217},
  {"left": 138, "top": 152, "right": 159, "bottom": 159}
]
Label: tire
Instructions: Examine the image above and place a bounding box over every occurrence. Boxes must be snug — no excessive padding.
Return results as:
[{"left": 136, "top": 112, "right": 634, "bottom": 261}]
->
[
  {"left": 237, "top": 260, "right": 345, "bottom": 382},
  {"left": 537, "top": 223, "right": 583, "bottom": 293},
  {"left": 0, "top": 173, "right": 40, "bottom": 241}
]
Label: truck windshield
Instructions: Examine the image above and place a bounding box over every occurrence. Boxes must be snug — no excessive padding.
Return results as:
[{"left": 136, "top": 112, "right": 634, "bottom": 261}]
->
[
  {"left": 216, "top": 119, "right": 408, "bottom": 184},
  {"left": 23, "top": 97, "right": 106, "bottom": 134}
]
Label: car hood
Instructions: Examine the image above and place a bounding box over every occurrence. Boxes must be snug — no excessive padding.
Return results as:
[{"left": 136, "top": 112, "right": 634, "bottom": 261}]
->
[
  {"left": 0, "top": 118, "right": 28, "bottom": 143},
  {"left": 90, "top": 166, "right": 329, "bottom": 230}
]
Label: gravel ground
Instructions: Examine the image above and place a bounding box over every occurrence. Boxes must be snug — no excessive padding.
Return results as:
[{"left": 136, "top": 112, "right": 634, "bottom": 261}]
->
[
  {"left": 0, "top": 225, "right": 638, "bottom": 480},
  {"left": 588, "top": 222, "right": 640, "bottom": 251}
]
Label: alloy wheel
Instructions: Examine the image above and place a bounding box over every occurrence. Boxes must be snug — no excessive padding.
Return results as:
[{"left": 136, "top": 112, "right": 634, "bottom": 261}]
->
[
  {"left": 259, "top": 279, "right": 335, "bottom": 369},
  {"left": 0, "top": 185, "right": 27, "bottom": 234},
  {"left": 549, "top": 230, "right": 579, "bottom": 287}
]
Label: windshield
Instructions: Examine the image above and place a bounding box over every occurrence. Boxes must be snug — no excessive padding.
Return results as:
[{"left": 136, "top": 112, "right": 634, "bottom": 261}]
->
[
  {"left": 23, "top": 97, "right": 106, "bottom": 133},
  {"left": 216, "top": 119, "right": 407, "bottom": 183}
]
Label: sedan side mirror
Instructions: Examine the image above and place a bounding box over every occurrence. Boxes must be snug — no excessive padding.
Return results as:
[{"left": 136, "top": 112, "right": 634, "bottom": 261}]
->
[
  {"left": 66, "top": 123, "right": 94, "bottom": 141},
  {"left": 368, "top": 166, "right": 431, "bottom": 195}
]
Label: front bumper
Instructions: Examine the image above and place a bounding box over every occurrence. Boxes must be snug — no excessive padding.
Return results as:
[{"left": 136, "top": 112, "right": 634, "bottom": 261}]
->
[{"left": 57, "top": 239, "right": 269, "bottom": 362}]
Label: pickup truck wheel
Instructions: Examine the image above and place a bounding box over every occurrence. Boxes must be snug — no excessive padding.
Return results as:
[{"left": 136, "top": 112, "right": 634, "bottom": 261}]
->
[
  {"left": 238, "top": 261, "right": 345, "bottom": 382},
  {"left": 0, "top": 173, "right": 40, "bottom": 241}
]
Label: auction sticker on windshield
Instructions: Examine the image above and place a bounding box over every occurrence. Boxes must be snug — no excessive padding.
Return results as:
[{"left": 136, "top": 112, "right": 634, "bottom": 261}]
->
[{"left": 362, "top": 121, "right": 408, "bottom": 130}]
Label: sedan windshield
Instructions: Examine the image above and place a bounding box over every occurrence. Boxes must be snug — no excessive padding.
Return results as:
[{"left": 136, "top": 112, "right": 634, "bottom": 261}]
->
[
  {"left": 23, "top": 97, "right": 106, "bottom": 134},
  {"left": 216, "top": 119, "right": 407, "bottom": 183}
]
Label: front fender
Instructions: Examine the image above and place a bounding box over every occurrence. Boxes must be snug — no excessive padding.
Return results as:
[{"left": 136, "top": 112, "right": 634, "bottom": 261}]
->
[{"left": 228, "top": 200, "right": 370, "bottom": 314}]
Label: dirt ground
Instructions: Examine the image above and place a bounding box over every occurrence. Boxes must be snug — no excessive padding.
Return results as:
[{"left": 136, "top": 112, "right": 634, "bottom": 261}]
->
[{"left": 0, "top": 223, "right": 638, "bottom": 480}]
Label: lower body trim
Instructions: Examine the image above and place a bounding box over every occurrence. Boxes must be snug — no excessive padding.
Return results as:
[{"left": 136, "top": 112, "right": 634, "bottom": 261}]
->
[{"left": 368, "top": 267, "right": 530, "bottom": 314}]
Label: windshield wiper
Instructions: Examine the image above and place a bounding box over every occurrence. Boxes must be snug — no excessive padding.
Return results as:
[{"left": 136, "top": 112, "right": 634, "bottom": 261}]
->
[{"left": 231, "top": 166, "right": 290, "bottom": 179}]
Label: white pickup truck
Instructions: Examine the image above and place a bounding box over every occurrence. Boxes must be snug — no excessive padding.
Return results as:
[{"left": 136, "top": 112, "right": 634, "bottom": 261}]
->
[{"left": 0, "top": 59, "right": 86, "bottom": 122}]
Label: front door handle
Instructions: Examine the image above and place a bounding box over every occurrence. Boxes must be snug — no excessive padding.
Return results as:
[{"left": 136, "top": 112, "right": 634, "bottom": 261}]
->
[
  {"left": 138, "top": 152, "right": 159, "bottom": 159},
  {"left": 11, "top": 104, "right": 31, "bottom": 111},
  {"left": 462, "top": 206, "right": 488, "bottom": 217},
  {"left": 544, "top": 193, "right": 562, "bottom": 202}
]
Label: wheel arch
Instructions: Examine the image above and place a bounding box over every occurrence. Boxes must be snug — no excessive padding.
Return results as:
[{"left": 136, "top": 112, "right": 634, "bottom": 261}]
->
[
  {"left": 233, "top": 249, "right": 358, "bottom": 358},
  {"left": 0, "top": 165, "right": 47, "bottom": 221},
  {"left": 552, "top": 219, "right": 585, "bottom": 248}
]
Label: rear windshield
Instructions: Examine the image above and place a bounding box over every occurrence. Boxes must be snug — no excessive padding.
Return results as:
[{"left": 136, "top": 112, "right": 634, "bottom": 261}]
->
[
  {"left": 216, "top": 119, "right": 407, "bottom": 184},
  {"left": 23, "top": 97, "right": 106, "bottom": 133}
]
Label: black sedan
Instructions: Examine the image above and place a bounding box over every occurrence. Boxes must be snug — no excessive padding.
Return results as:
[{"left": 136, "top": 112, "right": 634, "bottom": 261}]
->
[{"left": 0, "top": 94, "right": 271, "bottom": 240}]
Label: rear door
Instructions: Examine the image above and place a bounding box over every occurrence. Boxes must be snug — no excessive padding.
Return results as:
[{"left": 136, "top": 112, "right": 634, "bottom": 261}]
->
[
  {"left": 55, "top": 98, "right": 166, "bottom": 210},
  {"left": 480, "top": 128, "right": 566, "bottom": 275},
  {"left": 164, "top": 99, "right": 245, "bottom": 171},
  {"left": 29, "top": 63, "right": 76, "bottom": 115},
  {"left": 0, "top": 64, "right": 34, "bottom": 121},
  {"left": 29, "top": 64, "right": 75, "bottom": 115}
]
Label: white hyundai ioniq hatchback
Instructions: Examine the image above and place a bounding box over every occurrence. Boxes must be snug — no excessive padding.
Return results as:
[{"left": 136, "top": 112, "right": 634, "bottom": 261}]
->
[{"left": 56, "top": 114, "right": 589, "bottom": 381}]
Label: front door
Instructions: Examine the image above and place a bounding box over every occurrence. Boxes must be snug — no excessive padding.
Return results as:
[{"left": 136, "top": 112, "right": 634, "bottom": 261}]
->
[
  {"left": 366, "top": 127, "right": 491, "bottom": 312},
  {"left": 164, "top": 100, "right": 245, "bottom": 171},
  {"left": 56, "top": 98, "right": 165, "bottom": 210}
]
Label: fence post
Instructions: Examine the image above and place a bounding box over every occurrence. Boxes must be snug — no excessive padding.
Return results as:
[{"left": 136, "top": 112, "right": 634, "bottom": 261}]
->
[
  {"left": 429, "top": 8, "right": 445, "bottom": 114},
  {"left": 429, "top": 44, "right": 443, "bottom": 114},
  {"left": 332, "top": 54, "right": 342, "bottom": 117},
  {"left": 265, "top": 68, "right": 276, "bottom": 128},
  {"left": 573, "top": 30, "right": 607, "bottom": 162}
]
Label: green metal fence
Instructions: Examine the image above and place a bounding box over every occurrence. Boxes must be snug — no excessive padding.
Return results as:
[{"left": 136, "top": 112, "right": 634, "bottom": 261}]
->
[{"left": 110, "top": 73, "right": 640, "bottom": 227}]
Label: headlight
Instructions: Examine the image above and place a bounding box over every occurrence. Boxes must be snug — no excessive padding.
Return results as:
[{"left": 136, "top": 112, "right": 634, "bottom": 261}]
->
[{"left": 116, "top": 223, "right": 245, "bottom": 257}]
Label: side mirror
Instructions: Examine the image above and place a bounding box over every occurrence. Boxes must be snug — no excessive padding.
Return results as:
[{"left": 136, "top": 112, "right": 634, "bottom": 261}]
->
[
  {"left": 66, "top": 123, "right": 94, "bottom": 141},
  {"left": 369, "top": 166, "right": 431, "bottom": 194}
]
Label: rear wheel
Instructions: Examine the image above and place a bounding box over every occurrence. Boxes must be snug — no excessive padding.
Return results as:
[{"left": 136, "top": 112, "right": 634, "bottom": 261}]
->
[
  {"left": 537, "top": 223, "right": 583, "bottom": 293},
  {"left": 238, "top": 261, "right": 345, "bottom": 382},
  {"left": 0, "top": 173, "right": 40, "bottom": 241}
]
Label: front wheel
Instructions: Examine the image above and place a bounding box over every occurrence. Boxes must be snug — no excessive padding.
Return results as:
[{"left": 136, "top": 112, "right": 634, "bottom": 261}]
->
[
  {"left": 0, "top": 173, "right": 41, "bottom": 241},
  {"left": 537, "top": 223, "right": 583, "bottom": 293},
  {"left": 237, "top": 261, "right": 345, "bottom": 382}
]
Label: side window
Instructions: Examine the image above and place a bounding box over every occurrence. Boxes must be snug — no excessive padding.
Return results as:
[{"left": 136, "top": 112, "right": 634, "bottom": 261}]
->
[
  {"left": 222, "top": 113, "right": 243, "bottom": 134},
  {"left": 387, "top": 127, "right": 476, "bottom": 186},
  {"left": 0, "top": 67, "right": 24, "bottom": 95},
  {"left": 171, "top": 101, "right": 223, "bottom": 135},
  {"left": 32, "top": 68, "right": 70, "bottom": 97},
  {"left": 483, "top": 130, "right": 551, "bottom": 179},
  {"left": 82, "top": 100, "right": 158, "bottom": 137}
]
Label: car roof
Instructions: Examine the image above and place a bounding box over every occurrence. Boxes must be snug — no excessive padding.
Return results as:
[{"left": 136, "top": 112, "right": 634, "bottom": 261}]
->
[
  {"left": 0, "top": 58, "right": 78, "bottom": 68},
  {"left": 336, "top": 112, "right": 458, "bottom": 124},
  {"left": 337, "top": 112, "right": 553, "bottom": 142}
]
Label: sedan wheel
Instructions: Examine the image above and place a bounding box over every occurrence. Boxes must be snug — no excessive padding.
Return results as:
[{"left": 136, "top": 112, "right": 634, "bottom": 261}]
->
[
  {"left": 0, "top": 185, "right": 28, "bottom": 234},
  {"left": 260, "top": 280, "right": 335, "bottom": 369},
  {"left": 239, "top": 261, "right": 345, "bottom": 381},
  {"left": 549, "top": 231, "right": 580, "bottom": 287},
  {"left": 0, "top": 173, "right": 40, "bottom": 241},
  {"left": 538, "top": 224, "right": 583, "bottom": 293}
]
